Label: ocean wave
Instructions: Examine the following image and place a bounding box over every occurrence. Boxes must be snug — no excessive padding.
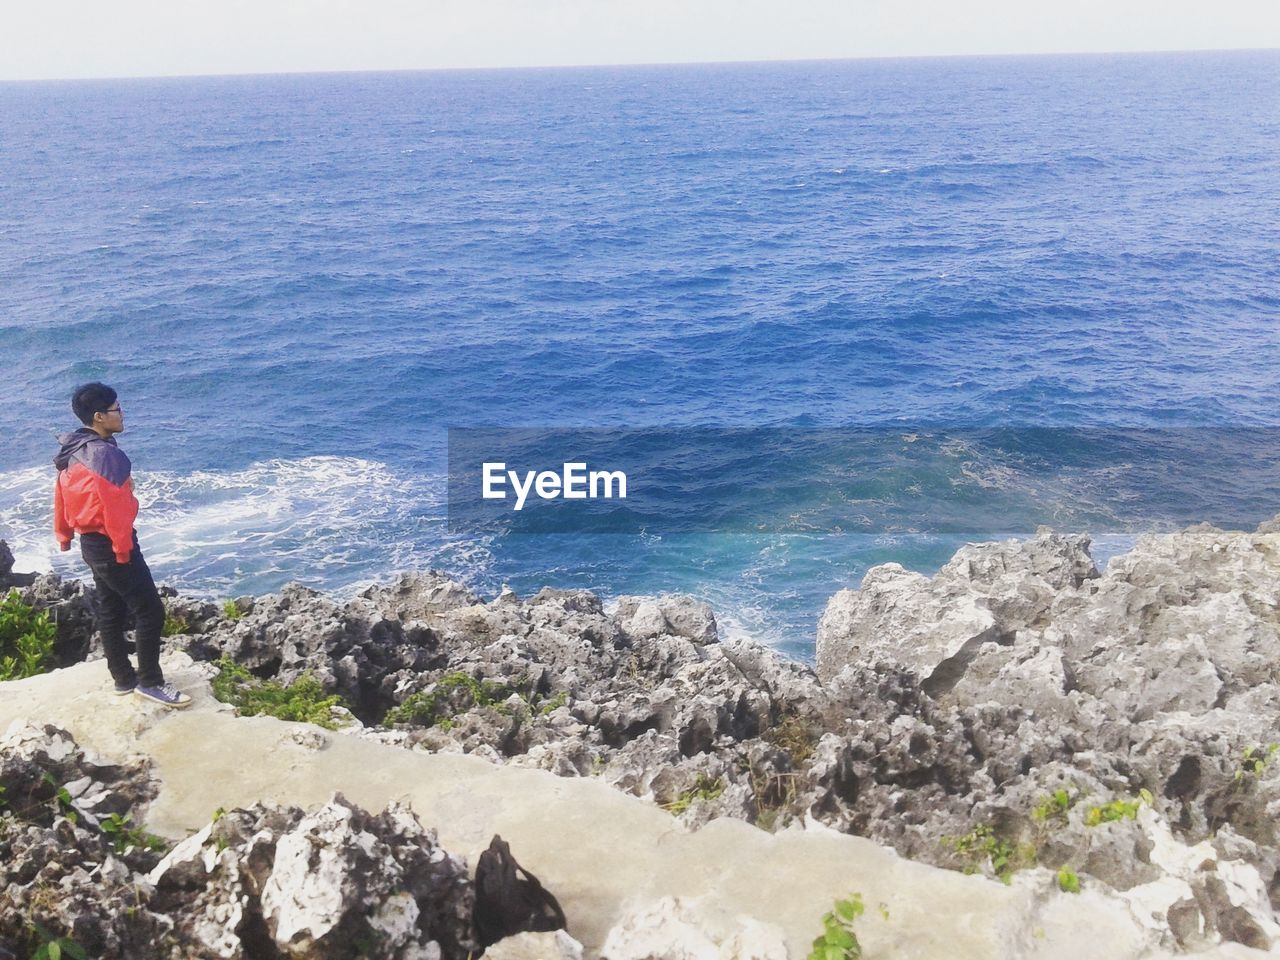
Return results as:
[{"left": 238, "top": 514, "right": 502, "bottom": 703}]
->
[
  {"left": 3, "top": 54, "right": 1278, "bottom": 652},
  {"left": 0, "top": 456, "right": 490, "bottom": 600}
]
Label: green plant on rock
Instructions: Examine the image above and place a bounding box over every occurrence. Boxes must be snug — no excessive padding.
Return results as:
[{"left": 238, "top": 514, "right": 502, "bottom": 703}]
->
[
  {"left": 1084, "top": 789, "right": 1152, "bottom": 827},
  {"left": 41, "top": 772, "right": 77, "bottom": 825},
  {"left": 28, "top": 921, "right": 87, "bottom": 960},
  {"left": 211, "top": 657, "right": 350, "bottom": 729},
  {"left": 1056, "top": 866, "right": 1081, "bottom": 894},
  {"left": 943, "top": 824, "right": 1035, "bottom": 884},
  {"left": 1032, "top": 788, "right": 1074, "bottom": 823},
  {"left": 661, "top": 775, "right": 725, "bottom": 815},
  {"left": 537, "top": 691, "right": 568, "bottom": 716},
  {"left": 382, "top": 672, "right": 519, "bottom": 727},
  {"left": 0, "top": 589, "right": 56, "bottom": 681},
  {"left": 161, "top": 612, "right": 190, "bottom": 637},
  {"left": 1236, "top": 744, "right": 1278, "bottom": 781},
  {"left": 807, "top": 893, "right": 864, "bottom": 960},
  {"left": 100, "top": 812, "right": 168, "bottom": 855},
  {"left": 222, "top": 599, "right": 244, "bottom": 620}
]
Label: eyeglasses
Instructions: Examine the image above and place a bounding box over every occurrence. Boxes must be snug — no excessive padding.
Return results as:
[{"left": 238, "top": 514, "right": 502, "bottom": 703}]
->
[{"left": 103, "top": 405, "right": 122, "bottom": 414}]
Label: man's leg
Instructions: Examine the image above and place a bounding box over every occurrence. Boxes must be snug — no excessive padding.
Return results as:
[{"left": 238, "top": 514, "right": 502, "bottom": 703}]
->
[
  {"left": 117, "top": 545, "right": 166, "bottom": 689},
  {"left": 86, "top": 563, "right": 139, "bottom": 688}
]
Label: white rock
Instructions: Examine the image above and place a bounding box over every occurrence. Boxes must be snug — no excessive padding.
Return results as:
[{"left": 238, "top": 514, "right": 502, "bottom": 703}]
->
[
  {"left": 484, "top": 930, "right": 585, "bottom": 960},
  {"left": 1121, "top": 808, "right": 1280, "bottom": 950},
  {"left": 625, "top": 600, "right": 670, "bottom": 641},
  {"left": 260, "top": 803, "right": 356, "bottom": 946},
  {"left": 147, "top": 822, "right": 215, "bottom": 885}
]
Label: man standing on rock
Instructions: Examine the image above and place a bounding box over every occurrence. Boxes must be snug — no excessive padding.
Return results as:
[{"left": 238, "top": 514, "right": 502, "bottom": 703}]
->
[{"left": 53, "top": 382, "right": 191, "bottom": 708}]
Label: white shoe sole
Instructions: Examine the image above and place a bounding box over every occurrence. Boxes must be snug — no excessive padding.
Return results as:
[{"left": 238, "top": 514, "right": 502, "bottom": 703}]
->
[{"left": 133, "top": 690, "right": 193, "bottom": 709}]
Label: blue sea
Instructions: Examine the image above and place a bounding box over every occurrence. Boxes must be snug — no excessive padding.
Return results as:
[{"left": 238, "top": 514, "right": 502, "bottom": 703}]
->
[{"left": 2, "top": 51, "right": 1278, "bottom": 658}]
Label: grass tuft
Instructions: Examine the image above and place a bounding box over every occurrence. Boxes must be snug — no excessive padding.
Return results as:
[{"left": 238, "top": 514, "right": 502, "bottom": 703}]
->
[
  {"left": 661, "top": 774, "right": 725, "bottom": 815},
  {"left": 942, "top": 824, "right": 1036, "bottom": 884},
  {"left": 211, "top": 657, "right": 349, "bottom": 729},
  {"left": 1056, "top": 866, "right": 1081, "bottom": 894},
  {"left": 161, "top": 612, "right": 190, "bottom": 637}
]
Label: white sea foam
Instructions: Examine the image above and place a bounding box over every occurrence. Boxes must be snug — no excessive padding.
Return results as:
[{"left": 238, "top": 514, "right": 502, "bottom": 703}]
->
[
  {"left": 0, "top": 453, "right": 1156, "bottom": 657},
  {"left": 0, "top": 457, "right": 493, "bottom": 599}
]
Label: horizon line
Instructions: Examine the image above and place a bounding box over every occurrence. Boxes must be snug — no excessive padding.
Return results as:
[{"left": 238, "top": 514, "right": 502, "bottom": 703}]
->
[{"left": 3, "top": 44, "right": 1277, "bottom": 85}]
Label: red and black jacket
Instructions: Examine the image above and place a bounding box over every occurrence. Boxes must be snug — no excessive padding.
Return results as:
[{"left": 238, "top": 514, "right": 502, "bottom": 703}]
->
[{"left": 53, "top": 429, "right": 139, "bottom": 564}]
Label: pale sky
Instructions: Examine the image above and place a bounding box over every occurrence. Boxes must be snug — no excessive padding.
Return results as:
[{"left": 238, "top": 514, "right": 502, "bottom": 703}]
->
[{"left": 4, "top": 0, "right": 1279, "bottom": 82}]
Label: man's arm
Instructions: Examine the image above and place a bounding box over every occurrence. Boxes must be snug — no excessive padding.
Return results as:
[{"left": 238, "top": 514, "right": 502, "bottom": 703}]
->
[
  {"left": 53, "top": 475, "right": 73, "bottom": 551},
  {"left": 97, "top": 475, "right": 139, "bottom": 563}
]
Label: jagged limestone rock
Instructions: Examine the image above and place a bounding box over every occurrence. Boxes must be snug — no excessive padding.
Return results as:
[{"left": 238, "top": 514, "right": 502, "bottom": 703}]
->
[
  {"left": 149, "top": 794, "right": 477, "bottom": 960},
  {"left": 0, "top": 722, "right": 479, "bottom": 959},
  {"left": 354, "top": 571, "right": 483, "bottom": 626},
  {"left": 614, "top": 594, "right": 718, "bottom": 645},
  {"left": 6, "top": 521, "right": 1280, "bottom": 953},
  {"left": 815, "top": 527, "right": 1097, "bottom": 692}
]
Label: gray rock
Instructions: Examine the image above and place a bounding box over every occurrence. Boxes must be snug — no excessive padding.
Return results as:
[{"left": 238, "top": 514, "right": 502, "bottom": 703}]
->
[
  {"left": 354, "top": 571, "right": 482, "bottom": 626},
  {"left": 0, "top": 724, "right": 168, "bottom": 956},
  {"left": 815, "top": 527, "right": 1096, "bottom": 691},
  {"left": 0, "top": 724, "right": 484, "bottom": 959},
  {"left": 147, "top": 795, "right": 477, "bottom": 960},
  {"left": 614, "top": 594, "right": 718, "bottom": 644},
  {"left": 11, "top": 518, "right": 1280, "bottom": 952}
]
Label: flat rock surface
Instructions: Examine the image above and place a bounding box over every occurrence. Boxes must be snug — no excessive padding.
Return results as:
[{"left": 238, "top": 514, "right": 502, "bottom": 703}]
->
[{"left": 5, "top": 656, "right": 1261, "bottom": 960}]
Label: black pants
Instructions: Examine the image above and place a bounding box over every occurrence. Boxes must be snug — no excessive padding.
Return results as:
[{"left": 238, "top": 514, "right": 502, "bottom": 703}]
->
[{"left": 80, "top": 532, "right": 165, "bottom": 688}]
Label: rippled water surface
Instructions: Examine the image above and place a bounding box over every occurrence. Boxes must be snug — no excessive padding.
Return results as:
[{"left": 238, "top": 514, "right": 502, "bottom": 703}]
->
[{"left": 2, "top": 52, "right": 1278, "bottom": 656}]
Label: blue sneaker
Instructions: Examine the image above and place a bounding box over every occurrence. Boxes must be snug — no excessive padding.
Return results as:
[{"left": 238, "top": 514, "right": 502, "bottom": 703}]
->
[
  {"left": 112, "top": 681, "right": 137, "bottom": 696},
  {"left": 134, "top": 683, "right": 193, "bottom": 709}
]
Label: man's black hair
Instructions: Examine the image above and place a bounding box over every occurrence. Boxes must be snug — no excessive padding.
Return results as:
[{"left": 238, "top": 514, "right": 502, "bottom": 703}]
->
[{"left": 71, "top": 382, "right": 117, "bottom": 426}]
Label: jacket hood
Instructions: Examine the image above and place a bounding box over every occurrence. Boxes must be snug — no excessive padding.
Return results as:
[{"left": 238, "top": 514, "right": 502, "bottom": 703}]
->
[{"left": 54, "top": 428, "right": 110, "bottom": 471}]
